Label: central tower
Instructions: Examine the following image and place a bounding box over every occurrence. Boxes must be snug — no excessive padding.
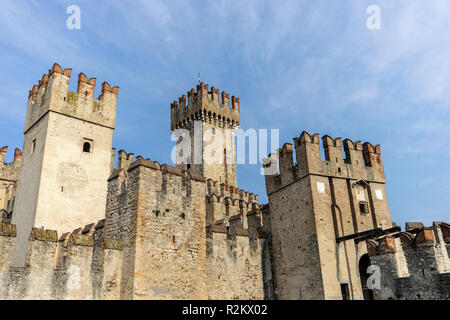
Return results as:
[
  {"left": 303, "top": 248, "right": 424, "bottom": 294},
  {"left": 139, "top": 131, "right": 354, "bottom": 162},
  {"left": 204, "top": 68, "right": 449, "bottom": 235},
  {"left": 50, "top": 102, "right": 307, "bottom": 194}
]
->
[{"left": 170, "top": 82, "right": 240, "bottom": 186}]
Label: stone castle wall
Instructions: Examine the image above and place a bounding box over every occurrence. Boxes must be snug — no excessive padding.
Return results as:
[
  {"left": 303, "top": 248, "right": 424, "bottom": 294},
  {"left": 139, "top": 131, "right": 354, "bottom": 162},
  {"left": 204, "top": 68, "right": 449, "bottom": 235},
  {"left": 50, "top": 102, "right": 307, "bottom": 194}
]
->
[
  {"left": 367, "top": 222, "right": 450, "bottom": 300},
  {"left": 0, "top": 221, "right": 122, "bottom": 300},
  {"left": 103, "top": 155, "right": 267, "bottom": 299},
  {"left": 0, "top": 146, "right": 21, "bottom": 223},
  {"left": 1, "top": 62, "right": 448, "bottom": 300},
  {"left": 264, "top": 131, "right": 393, "bottom": 300}
]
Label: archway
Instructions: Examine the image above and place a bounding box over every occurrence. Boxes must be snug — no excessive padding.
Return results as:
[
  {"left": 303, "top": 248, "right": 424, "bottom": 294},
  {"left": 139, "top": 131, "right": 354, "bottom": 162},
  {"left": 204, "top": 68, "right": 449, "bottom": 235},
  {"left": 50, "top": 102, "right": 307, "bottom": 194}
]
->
[{"left": 359, "top": 254, "right": 374, "bottom": 300}]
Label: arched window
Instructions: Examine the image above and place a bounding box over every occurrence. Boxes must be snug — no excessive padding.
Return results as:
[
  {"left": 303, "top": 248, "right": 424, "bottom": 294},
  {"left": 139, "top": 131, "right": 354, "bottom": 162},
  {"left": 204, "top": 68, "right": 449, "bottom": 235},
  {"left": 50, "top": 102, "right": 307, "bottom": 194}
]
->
[{"left": 83, "top": 142, "right": 91, "bottom": 153}]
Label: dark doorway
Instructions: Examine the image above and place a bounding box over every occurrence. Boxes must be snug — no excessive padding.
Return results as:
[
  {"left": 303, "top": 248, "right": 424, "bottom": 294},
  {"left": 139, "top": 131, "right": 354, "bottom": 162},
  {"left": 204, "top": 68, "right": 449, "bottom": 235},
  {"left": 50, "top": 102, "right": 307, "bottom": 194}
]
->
[
  {"left": 340, "top": 283, "right": 350, "bottom": 300},
  {"left": 359, "top": 254, "right": 374, "bottom": 300}
]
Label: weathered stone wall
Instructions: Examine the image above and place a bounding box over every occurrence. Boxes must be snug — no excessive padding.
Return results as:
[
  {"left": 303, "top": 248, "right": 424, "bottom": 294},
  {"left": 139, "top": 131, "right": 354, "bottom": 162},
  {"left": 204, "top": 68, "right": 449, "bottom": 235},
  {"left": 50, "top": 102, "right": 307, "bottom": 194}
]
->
[
  {"left": 264, "top": 131, "right": 393, "bottom": 300},
  {"left": 0, "top": 146, "right": 21, "bottom": 222},
  {"left": 367, "top": 223, "right": 450, "bottom": 300},
  {"left": 0, "top": 221, "right": 123, "bottom": 300},
  {"left": 103, "top": 156, "right": 267, "bottom": 300},
  {"left": 265, "top": 174, "right": 324, "bottom": 299},
  {"left": 206, "top": 226, "right": 266, "bottom": 299},
  {"left": 1, "top": 228, "right": 58, "bottom": 299},
  {"left": 105, "top": 159, "right": 208, "bottom": 299},
  {"left": 0, "top": 223, "right": 16, "bottom": 298},
  {"left": 10, "top": 113, "right": 49, "bottom": 267}
]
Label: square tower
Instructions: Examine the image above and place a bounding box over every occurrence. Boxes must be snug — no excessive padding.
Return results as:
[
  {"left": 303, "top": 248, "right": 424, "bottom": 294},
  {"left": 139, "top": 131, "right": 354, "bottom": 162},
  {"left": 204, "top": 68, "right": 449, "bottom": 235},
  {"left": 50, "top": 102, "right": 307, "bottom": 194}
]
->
[
  {"left": 11, "top": 63, "right": 119, "bottom": 267},
  {"left": 263, "top": 131, "right": 392, "bottom": 300},
  {"left": 170, "top": 83, "right": 240, "bottom": 186}
]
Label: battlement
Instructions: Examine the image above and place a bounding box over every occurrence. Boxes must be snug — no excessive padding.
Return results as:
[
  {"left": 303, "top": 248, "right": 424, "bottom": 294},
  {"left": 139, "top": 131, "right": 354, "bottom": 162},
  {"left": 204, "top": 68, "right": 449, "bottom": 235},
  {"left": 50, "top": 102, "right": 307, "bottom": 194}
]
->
[
  {"left": 0, "top": 223, "right": 16, "bottom": 237},
  {"left": 110, "top": 157, "right": 207, "bottom": 183},
  {"left": 0, "top": 146, "right": 22, "bottom": 181},
  {"left": 366, "top": 222, "right": 450, "bottom": 274},
  {"left": 206, "top": 179, "right": 258, "bottom": 202},
  {"left": 117, "top": 149, "right": 134, "bottom": 171},
  {"left": 170, "top": 82, "right": 240, "bottom": 131},
  {"left": 205, "top": 178, "right": 260, "bottom": 229},
  {"left": 263, "top": 131, "right": 386, "bottom": 194},
  {"left": 365, "top": 222, "right": 450, "bottom": 299},
  {"left": 113, "top": 155, "right": 205, "bottom": 184},
  {"left": 106, "top": 156, "right": 208, "bottom": 240},
  {"left": 367, "top": 222, "right": 449, "bottom": 256},
  {"left": 25, "top": 63, "right": 119, "bottom": 132}
]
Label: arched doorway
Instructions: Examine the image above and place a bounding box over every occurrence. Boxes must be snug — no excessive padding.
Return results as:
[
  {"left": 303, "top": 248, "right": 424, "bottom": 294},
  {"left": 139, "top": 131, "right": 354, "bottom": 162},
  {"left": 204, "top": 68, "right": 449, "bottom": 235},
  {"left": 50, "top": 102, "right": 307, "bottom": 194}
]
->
[{"left": 359, "top": 254, "right": 374, "bottom": 300}]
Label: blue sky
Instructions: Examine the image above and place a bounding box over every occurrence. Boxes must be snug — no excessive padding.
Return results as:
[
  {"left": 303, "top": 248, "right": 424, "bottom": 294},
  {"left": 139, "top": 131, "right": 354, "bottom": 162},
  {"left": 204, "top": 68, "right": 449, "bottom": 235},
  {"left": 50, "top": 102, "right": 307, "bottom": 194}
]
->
[{"left": 1, "top": 0, "right": 449, "bottom": 228}]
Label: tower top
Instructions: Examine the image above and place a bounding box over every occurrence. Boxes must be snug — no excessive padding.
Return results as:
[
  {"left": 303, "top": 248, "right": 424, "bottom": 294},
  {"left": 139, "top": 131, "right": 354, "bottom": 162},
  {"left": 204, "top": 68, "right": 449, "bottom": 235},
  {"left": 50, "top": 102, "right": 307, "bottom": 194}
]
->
[
  {"left": 170, "top": 82, "right": 240, "bottom": 131},
  {"left": 263, "top": 131, "right": 386, "bottom": 195},
  {"left": 25, "top": 62, "right": 119, "bottom": 133}
]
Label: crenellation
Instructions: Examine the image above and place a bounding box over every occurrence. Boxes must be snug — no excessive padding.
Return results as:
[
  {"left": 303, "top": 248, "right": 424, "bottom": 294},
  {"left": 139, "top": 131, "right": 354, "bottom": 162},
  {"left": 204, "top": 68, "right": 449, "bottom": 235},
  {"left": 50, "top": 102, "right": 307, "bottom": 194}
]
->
[
  {"left": 322, "top": 135, "right": 343, "bottom": 164},
  {"left": 170, "top": 82, "right": 240, "bottom": 131},
  {"left": 77, "top": 73, "right": 96, "bottom": 98},
  {"left": 24, "top": 63, "right": 119, "bottom": 133},
  {"left": 364, "top": 221, "right": 450, "bottom": 300},
  {"left": 0, "top": 146, "right": 22, "bottom": 224},
  {"left": 265, "top": 131, "right": 395, "bottom": 300},
  {"left": 1, "top": 62, "right": 447, "bottom": 300},
  {"left": 343, "top": 139, "right": 363, "bottom": 165},
  {"left": 266, "top": 131, "right": 387, "bottom": 197},
  {"left": 231, "top": 96, "right": 239, "bottom": 110},
  {"left": 29, "top": 227, "right": 58, "bottom": 242},
  {"left": 229, "top": 213, "right": 243, "bottom": 229},
  {"left": 81, "top": 223, "right": 96, "bottom": 236},
  {"left": 117, "top": 149, "right": 134, "bottom": 171}
]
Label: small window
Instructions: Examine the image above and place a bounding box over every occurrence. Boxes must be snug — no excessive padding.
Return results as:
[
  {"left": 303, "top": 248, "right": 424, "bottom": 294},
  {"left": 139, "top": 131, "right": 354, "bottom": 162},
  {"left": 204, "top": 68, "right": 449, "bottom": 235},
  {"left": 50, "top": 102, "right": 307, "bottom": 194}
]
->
[
  {"left": 30, "top": 139, "right": 36, "bottom": 155},
  {"left": 83, "top": 142, "right": 91, "bottom": 153},
  {"left": 82, "top": 138, "right": 93, "bottom": 153},
  {"left": 187, "top": 164, "right": 191, "bottom": 170},
  {"left": 359, "top": 201, "right": 369, "bottom": 214},
  {"left": 212, "top": 128, "right": 216, "bottom": 135}
]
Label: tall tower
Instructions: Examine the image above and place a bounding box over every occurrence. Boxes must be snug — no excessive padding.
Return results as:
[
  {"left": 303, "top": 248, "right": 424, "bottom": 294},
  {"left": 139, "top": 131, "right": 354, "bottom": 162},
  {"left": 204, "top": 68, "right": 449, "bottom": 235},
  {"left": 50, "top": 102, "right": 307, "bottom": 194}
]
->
[
  {"left": 263, "top": 131, "right": 392, "bottom": 300},
  {"left": 11, "top": 63, "right": 118, "bottom": 266},
  {"left": 170, "top": 82, "right": 240, "bottom": 186}
]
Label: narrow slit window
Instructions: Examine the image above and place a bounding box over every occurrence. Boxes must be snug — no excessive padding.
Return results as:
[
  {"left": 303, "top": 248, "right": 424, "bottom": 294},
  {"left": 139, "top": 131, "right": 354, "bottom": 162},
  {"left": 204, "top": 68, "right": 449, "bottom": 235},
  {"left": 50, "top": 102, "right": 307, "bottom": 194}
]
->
[{"left": 30, "top": 139, "right": 36, "bottom": 155}]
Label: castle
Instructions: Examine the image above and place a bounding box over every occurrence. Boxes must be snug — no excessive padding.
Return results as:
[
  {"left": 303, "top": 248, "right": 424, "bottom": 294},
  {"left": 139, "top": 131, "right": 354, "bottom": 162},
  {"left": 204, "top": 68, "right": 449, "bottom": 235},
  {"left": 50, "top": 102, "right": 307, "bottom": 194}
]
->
[{"left": 0, "top": 63, "right": 448, "bottom": 300}]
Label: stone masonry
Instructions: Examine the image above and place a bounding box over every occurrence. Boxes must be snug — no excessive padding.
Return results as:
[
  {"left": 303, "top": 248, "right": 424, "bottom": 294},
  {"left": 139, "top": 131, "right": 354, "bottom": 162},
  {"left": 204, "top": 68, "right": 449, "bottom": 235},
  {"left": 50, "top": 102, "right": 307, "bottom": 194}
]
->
[{"left": 0, "top": 63, "right": 448, "bottom": 299}]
